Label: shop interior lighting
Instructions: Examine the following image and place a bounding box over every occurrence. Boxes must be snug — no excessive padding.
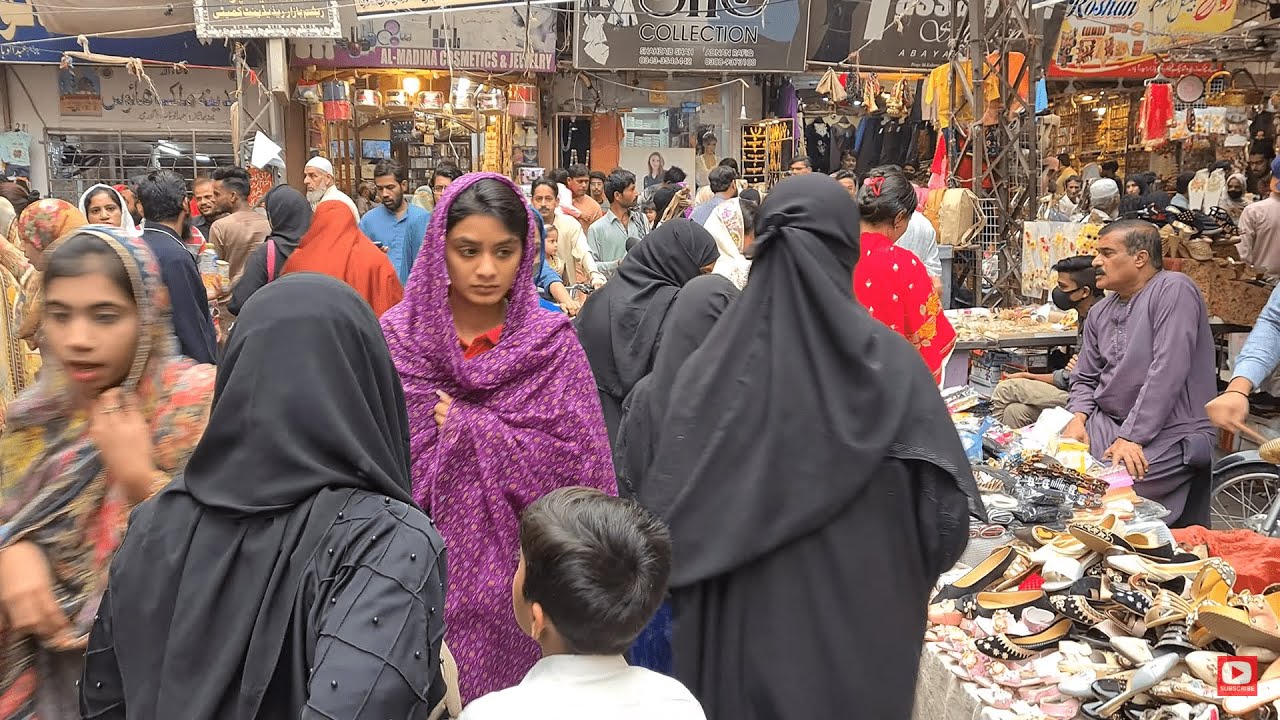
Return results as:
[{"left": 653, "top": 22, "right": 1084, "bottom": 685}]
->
[
  {"left": 1080, "top": 93, "right": 1094, "bottom": 102},
  {"left": 156, "top": 142, "right": 181, "bottom": 157},
  {"left": 403, "top": 76, "right": 422, "bottom": 95},
  {"left": 195, "top": 154, "right": 211, "bottom": 163},
  {"left": 1096, "top": 106, "right": 1107, "bottom": 116}
]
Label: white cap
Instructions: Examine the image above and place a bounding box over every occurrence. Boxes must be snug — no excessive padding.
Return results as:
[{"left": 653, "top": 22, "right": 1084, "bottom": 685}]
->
[{"left": 305, "top": 156, "right": 334, "bottom": 176}]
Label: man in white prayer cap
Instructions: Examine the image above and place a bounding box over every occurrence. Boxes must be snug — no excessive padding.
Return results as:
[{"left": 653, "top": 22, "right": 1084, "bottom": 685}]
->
[
  {"left": 1084, "top": 177, "right": 1121, "bottom": 223},
  {"left": 302, "top": 156, "right": 360, "bottom": 220}
]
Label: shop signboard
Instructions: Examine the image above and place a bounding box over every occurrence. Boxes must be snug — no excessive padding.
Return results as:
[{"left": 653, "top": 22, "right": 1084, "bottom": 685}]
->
[
  {"left": 0, "top": 0, "right": 233, "bottom": 64},
  {"left": 194, "top": 0, "right": 340, "bottom": 39},
  {"left": 808, "top": 0, "right": 986, "bottom": 70},
  {"left": 292, "top": 8, "right": 556, "bottom": 72},
  {"left": 55, "top": 66, "right": 263, "bottom": 127},
  {"left": 572, "top": 0, "right": 812, "bottom": 73},
  {"left": 1049, "top": 0, "right": 1237, "bottom": 78}
]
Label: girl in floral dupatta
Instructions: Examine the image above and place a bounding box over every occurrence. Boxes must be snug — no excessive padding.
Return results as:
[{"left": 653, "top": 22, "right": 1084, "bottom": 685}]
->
[
  {"left": 381, "top": 173, "right": 615, "bottom": 703},
  {"left": 0, "top": 227, "right": 214, "bottom": 719}
]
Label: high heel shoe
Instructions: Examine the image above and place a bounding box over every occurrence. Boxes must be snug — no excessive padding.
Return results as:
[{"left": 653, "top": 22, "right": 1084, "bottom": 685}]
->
[
  {"left": 1093, "top": 653, "right": 1181, "bottom": 718},
  {"left": 931, "top": 546, "right": 1020, "bottom": 603},
  {"left": 1197, "top": 586, "right": 1280, "bottom": 652}
]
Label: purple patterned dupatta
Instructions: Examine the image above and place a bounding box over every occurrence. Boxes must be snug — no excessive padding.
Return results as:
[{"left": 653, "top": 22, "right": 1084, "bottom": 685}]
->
[{"left": 380, "top": 173, "right": 616, "bottom": 702}]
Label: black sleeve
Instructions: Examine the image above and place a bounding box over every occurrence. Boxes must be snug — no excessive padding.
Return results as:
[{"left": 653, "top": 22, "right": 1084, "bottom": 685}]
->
[
  {"left": 229, "top": 243, "right": 270, "bottom": 318},
  {"left": 302, "top": 521, "right": 448, "bottom": 720},
  {"left": 79, "top": 587, "right": 126, "bottom": 719},
  {"left": 159, "top": 250, "right": 218, "bottom": 365}
]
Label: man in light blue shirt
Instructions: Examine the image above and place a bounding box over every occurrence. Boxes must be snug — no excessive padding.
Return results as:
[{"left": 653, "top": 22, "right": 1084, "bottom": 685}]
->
[
  {"left": 1207, "top": 283, "right": 1280, "bottom": 433},
  {"left": 587, "top": 169, "right": 646, "bottom": 277},
  {"left": 359, "top": 159, "right": 429, "bottom": 285}
]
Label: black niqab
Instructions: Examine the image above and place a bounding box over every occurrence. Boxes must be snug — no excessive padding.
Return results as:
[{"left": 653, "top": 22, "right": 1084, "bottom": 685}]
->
[
  {"left": 575, "top": 219, "right": 718, "bottom": 442},
  {"left": 616, "top": 273, "right": 738, "bottom": 500},
  {"left": 100, "top": 274, "right": 415, "bottom": 719},
  {"left": 643, "top": 175, "right": 982, "bottom": 718},
  {"left": 262, "top": 185, "right": 312, "bottom": 258},
  {"left": 651, "top": 186, "right": 677, "bottom": 227}
]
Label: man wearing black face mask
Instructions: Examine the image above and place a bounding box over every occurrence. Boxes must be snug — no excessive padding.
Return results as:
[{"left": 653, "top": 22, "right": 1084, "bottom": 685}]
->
[{"left": 990, "top": 255, "right": 1100, "bottom": 427}]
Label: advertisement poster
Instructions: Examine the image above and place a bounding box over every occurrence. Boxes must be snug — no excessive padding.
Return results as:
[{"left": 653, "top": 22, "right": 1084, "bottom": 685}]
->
[
  {"left": 194, "top": 0, "right": 340, "bottom": 39},
  {"left": 574, "top": 0, "right": 811, "bottom": 73},
  {"left": 618, "top": 147, "right": 697, "bottom": 195},
  {"left": 58, "top": 66, "right": 102, "bottom": 116},
  {"left": 1050, "top": 0, "right": 1238, "bottom": 77},
  {"left": 808, "top": 0, "right": 979, "bottom": 70},
  {"left": 292, "top": 8, "right": 556, "bottom": 72}
]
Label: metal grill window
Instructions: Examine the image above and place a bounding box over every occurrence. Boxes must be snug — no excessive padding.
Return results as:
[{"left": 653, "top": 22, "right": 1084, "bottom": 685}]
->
[{"left": 43, "top": 131, "right": 234, "bottom": 200}]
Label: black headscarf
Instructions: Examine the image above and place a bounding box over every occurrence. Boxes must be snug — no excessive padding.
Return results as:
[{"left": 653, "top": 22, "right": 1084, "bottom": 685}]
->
[
  {"left": 576, "top": 218, "right": 719, "bottom": 407},
  {"left": 1120, "top": 175, "right": 1151, "bottom": 214},
  {"left": 651, "top": 186, "right": 677, "bottom": 227},
  {"left": 644, "top": 174, "right": 982, "bottom": 587},
  {"left": 616, "top": 273, "right": 738, "bottom": 500},
  {"left": 262, "top": 185, "right": 312, "bottom": 257},
  {"left": 102, "top": 274, "right": 414, "bottom": 718}
]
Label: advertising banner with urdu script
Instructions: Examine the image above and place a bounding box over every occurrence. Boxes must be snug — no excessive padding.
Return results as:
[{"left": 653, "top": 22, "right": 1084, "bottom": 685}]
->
[
  {"left": 194, "top": 0, "right": 340, "bottom": 39},
  {"left": 573, "top": 0, "right": 811, "bottom": 73},
  {"left": 1049, "top": 0, "right": 1237, "bottom": 78},
  {"left": 292, "top": 7, "right": 556, "bottom": 72}
]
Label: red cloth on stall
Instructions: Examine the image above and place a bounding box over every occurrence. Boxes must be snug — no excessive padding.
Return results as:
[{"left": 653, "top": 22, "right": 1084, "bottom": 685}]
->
[
  {"left": 1172, "top": 526, "right": 1280, "bottom": 593},
  {"left": 1141, "top": 83, "right": 1175, "bottom": 145}
]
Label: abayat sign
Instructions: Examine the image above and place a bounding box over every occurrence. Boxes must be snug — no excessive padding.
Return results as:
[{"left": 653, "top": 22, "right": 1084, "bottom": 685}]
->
[{"left": 573, "top": 0, "right": 810, "bottom": 73}]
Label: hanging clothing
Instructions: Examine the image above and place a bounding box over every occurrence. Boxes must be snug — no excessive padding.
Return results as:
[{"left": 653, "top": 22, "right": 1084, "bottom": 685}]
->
[
  {"left": 380, "top": 172, "right": 615, "bottom": 703},
  {"left": 575, "top": 219, "right": 720, "bottom": 447},
  {"left": 11, "top": 200, "right": 87, "bottom": 349},
  {"left": 283, "top": 200, "right": 404, "bottom": 317},
  {"left": 642, "top": 174, "right": 980, "bottom": 720},
  {"left": 856, "top": 115, "right": 885, "bottom": 176},
  {"left": 854, "top": 231, "right": 957, "bottom": 384},
  {"left": 803, "top": 117, "right": 832, "bottom": 174},
  {"left": 76, "top": 184, "right": 136, "bottom": 234},
  {"left": 1067, "top": 272, "right": 1216, "bottom": 527},
  {"left": 0, "top": 200, "right": 37, "bottom": 412},
  {"left": 80, "top": 274, "right": 448, "bottom": 720},
  {"left": 228, "top": 186, "right": 312, "bottom": 317},
  {"left": 705, "top": 199, "right": 752, "bottom": 289},
  {"left": 0, "top": 227, "right": 215, "bottom": 720}
]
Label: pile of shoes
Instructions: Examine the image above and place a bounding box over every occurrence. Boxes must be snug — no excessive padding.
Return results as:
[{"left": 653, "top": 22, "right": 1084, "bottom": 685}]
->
[{"left": 926, "top": 514, "right": 1280, "bottom": 719}]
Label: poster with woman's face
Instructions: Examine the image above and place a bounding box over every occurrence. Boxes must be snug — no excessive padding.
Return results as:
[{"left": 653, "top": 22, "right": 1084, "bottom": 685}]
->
[{"left": 619, "top": 148, "right": 697, "bottom": 192}]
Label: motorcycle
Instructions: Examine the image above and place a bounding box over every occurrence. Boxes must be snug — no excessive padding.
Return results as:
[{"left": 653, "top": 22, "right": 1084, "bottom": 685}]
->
[{"left": 1211, "top": 439, "right": 1280, "bottom": 537}]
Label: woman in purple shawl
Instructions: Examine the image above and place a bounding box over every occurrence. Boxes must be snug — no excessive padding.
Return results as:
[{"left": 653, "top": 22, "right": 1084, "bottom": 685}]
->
[{"left": 380, "top": 173, "right": 616, "bottom": 702}]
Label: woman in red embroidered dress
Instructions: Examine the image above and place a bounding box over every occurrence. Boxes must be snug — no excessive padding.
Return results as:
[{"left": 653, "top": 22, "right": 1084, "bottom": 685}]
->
[{"left": 853, "top": 169, "right": 956, "bottom": 384}]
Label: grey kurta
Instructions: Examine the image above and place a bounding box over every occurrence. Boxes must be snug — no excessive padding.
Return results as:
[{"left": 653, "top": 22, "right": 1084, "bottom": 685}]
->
[{"left": 1067, "top": 271, "right": 1216, "bottom": 526}]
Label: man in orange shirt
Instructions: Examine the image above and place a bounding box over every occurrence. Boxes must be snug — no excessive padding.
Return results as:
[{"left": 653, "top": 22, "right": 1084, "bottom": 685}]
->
[{"left": 568, "top": 164, "right": 603, "bottom": 234}]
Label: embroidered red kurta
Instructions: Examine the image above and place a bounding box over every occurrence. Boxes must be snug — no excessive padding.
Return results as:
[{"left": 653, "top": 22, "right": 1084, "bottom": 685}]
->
[{"left": 853, "top": 231, "right": 957, "bottom": 383}]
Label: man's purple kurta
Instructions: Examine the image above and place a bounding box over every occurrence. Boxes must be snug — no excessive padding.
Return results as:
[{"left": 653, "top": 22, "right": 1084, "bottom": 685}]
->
[{"left": 1067, "top": 271, "right": 1216, "bottom": 525}]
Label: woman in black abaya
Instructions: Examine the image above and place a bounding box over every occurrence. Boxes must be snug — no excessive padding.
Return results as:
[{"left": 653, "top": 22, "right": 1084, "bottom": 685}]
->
[
  {"left": 644, "top": 174, "right": 982, "bottom": 719},
  {"left": 575, "top": 219, "right": 719, "bottom": 447},
  {"left": 80, "top": 274, "right": 450, "bottom": 720}
]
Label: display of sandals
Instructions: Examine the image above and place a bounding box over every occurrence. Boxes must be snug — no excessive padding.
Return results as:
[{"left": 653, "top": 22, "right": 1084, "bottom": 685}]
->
[{"left": 927, "top": 513, "right": 1280, "bottom": 720}]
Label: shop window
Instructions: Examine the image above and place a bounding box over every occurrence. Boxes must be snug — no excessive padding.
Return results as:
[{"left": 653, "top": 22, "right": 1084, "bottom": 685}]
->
[{"left": 44, "top": 130, "right": 234, "bottom": 199}]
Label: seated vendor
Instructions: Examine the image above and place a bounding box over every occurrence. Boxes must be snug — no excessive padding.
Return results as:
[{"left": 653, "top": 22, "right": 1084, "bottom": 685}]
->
[
  {"left": 1062, "top": 220, "right": 1216, "bottom": 528},
  {"left": 990, "top": 255, "right": 1102, "bottom": 427}
]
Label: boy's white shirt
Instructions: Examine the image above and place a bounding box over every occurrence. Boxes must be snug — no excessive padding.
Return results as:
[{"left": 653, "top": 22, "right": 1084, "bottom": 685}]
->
[{"left": 458, "top": 654, "right": 706, "bottom": 720}]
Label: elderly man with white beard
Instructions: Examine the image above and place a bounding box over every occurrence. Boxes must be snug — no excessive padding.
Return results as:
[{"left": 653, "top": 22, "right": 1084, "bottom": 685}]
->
[{"left": 302, "top": 156, "right": 361, "bottom": 220}]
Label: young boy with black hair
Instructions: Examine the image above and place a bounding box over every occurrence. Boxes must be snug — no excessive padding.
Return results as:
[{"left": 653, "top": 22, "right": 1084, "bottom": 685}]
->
[{"left": 459, "top": 487, "right": 705, "bottom": 719}]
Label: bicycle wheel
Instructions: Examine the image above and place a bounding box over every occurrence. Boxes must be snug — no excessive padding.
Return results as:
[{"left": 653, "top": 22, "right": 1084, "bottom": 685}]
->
[{"left": 1212, "top": 465, "right": 1280, "bottom": 533}]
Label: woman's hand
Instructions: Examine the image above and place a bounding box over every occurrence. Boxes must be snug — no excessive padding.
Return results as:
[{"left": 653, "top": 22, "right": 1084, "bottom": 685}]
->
[
  {"left": 434, "top": 390, "right": 454, "bottom": 428},
  {"left": 89, "top": 388, "right": 158, "bottom": 503},
  {"left": 0, "top": 541, "right": 68, "bottom": 639}
]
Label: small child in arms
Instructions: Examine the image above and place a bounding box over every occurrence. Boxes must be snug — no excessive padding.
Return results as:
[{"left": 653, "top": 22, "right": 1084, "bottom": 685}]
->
[{"left": 459, "top": 487, "right": 705, "bottom": 720}]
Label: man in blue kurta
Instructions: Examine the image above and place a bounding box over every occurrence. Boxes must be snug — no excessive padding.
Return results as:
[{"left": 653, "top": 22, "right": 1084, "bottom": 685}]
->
[
  {"left": 1063, "top": 220, "right": 1216, "bottom": 527},
  {"left": 359, "top": 158, "right": 428, "bottom": 285}
]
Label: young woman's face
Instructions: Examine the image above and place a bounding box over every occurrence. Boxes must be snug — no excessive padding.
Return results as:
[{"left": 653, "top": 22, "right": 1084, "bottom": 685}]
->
[
  {"left": 446, "top": 214, "right": 524, "bottom": 309},
  {"left": 649, "top": 154, "right": 662, "bottom": 172},
  {"left": 644, "top": 207, "right": 657, "bottom": 226},
  {"left": 86, "top": 192, "right": 123, "bottom": 227},
  {"left": 704, "top": 139, "right": 717, "bottom": 155},
  {"left": 43, "top": 267, "right": 139, "bottom": 403},
  {"left": 1126, "top": 181, "right": 1140, "bottom": 196}
]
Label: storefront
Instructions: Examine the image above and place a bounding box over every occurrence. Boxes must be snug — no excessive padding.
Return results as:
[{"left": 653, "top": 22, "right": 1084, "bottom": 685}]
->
[
  {"left": 289, "top": 6, "right": 555, "bottom": 193},
  {"left": 5, "top": 63, "right": 260, "bottom": 198}
]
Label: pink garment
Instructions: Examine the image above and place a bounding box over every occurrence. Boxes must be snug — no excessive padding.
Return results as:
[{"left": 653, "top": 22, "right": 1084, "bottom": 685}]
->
[{"left": 380, "top": 173, "right": 617, "bottom": 702}]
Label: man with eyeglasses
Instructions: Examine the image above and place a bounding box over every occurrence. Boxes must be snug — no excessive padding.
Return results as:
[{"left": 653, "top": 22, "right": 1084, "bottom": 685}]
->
[
  {"left": 789, "top": 157, "right": 813, "bottom": 176},
  {"left": 430, "top": 163, "right": 462, "bottom": 200}
]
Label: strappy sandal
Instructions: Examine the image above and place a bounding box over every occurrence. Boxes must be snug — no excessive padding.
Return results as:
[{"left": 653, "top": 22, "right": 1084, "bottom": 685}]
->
[
  {"left": 975, "top": 618, "right": 1073, "bottom": 661},
  {"left": 1197, "top": 586, "right": 1280, "bottom": 652},
  {"left": 1145, "top": 589, "right": 1195, "bottom": 628},
  {"left": 931, "top": 546, "right": 1020, "bottom": 603}
]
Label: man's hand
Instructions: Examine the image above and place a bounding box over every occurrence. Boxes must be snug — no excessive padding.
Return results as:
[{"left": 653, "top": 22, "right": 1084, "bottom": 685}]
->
[
  {"left": 1207, "top": 391, "right": 1251, "bottom": 433},
  {"left": 1061, "top": 413, "right": 1088, "bottom": 443},
  {"left": 1066, "top": 354, "right": 1078, "bottom": 373},
  {"left": 1105, "top": 438, "right": 1149, "bottom": 479}
]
